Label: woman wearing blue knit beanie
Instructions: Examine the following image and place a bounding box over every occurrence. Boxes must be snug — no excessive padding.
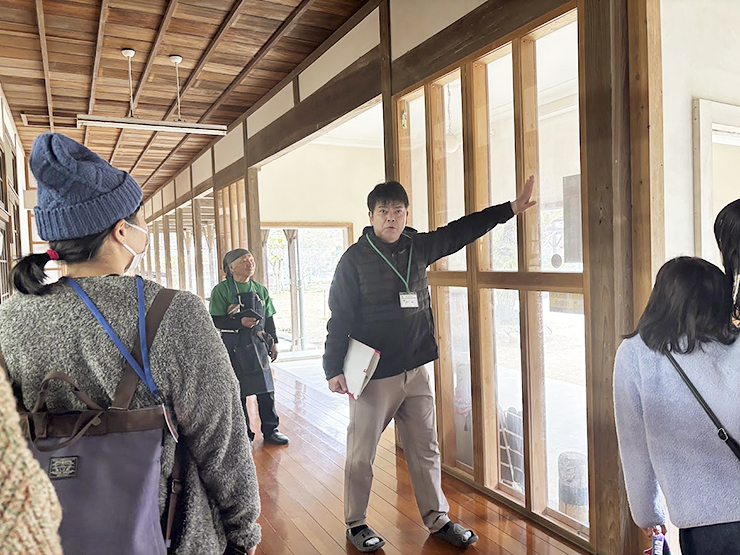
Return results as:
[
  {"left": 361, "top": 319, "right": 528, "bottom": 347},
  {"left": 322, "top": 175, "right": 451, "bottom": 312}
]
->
[
  {"left": 0, "top": 133, "right": 260, "bottom": 555},
  {"left": 614, "top": 255, "right": 740, "bottom": 554}
]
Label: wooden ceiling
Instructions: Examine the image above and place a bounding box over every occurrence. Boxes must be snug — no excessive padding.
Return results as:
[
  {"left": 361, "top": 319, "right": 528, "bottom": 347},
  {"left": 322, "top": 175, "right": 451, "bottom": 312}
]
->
[{"left": 0, "top": 0, "right": 368, "bottom": 196}]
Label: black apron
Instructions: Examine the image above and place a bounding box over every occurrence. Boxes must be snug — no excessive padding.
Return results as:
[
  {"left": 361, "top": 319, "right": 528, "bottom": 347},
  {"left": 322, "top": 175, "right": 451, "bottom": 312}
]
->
[{"left": 220, "top": 282, "right": 274, "bottom": 396}]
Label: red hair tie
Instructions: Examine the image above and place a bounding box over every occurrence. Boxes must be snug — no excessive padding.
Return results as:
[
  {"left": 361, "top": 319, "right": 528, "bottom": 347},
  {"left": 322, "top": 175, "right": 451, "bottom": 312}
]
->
[{"left": 46, "top": 249, "right": 60, "bottom": 261}]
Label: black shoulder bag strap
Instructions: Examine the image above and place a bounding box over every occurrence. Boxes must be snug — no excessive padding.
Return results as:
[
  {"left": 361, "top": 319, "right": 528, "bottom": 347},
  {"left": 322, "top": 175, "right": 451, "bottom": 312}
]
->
[{"left": 665, "top": 350, "right": 740, "bottom": 461}]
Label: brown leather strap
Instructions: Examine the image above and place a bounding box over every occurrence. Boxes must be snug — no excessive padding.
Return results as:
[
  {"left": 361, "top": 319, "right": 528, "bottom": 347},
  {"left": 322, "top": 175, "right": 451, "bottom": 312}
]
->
[
  {"left": 165, "top": 442, "right": 183, "bottom": 548},
  {"left": 111, "top": 288, "right": 178, "bottom": 409},
  {"left": 33, "top": 372, "right": 104, "bottom": 413}
]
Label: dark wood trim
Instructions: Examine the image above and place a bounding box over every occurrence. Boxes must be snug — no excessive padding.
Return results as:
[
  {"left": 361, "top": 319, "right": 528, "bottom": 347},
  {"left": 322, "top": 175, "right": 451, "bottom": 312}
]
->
[
  {"left": 192, "top": 176, "right": 214, "bottom": 199},
  {"left": 110, "top": 0, "right": 180, "bottom": 163},
  {"left": 292, "top": 78, "right": 300, "bottom": 106},
  {"left": 579, "top": 0, "right": 641, "bottom": 551},
  {"left": 191, "top": 168, "right": 205, "bottom": 299},
  {"left": 392, "top": 0, "right": 573, "bottom": 96},
  {"left": 175, "top": 206, "right": 187, "bottom": 287},
  {"left": 131, "top": 0, "right": 250, "bottom": 175},
  {"left": 84, "top": 0, "right": 110, "bottom": 146},
  {"left": 380, "top": 0, "right": 395, "bottom": 180},
  {"left": 34, "top": 0, "right": 54, "bottom": 132},
  {"left": 246, "top": 168, "right": 264, "bottom": 284},
  {"left": 212, "top": 158, "right": 247, "bottom": 192},
  {"left": 247, "top": 47, "right": 381, "bottom": 168}
]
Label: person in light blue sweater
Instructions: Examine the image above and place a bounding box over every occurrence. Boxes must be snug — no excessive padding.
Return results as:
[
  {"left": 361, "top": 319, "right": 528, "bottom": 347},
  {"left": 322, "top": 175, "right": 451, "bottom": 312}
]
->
[{"left": 614, "top": 256, "right": 740, "bottom": 554}]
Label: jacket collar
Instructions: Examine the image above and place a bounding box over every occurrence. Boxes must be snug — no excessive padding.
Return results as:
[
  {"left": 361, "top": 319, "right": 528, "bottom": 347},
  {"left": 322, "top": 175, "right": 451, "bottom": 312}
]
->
[{"left": 360, "top": 226, "right": 417, "bottom": 253}]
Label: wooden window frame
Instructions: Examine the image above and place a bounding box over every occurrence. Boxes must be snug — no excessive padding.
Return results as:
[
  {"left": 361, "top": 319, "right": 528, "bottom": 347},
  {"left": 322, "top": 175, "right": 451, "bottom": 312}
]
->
[{"left": 396, "top": 3, "right": 591, "bottom": 543}]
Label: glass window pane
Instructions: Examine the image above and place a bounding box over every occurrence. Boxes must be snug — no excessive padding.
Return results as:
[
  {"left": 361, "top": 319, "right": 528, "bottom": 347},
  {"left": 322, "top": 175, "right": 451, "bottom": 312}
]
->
[
  {"left": 481, "top": 288, "right": 525, "bottom": 497},
  {"left": 532, "top": 291, "right": 588, "bottom": 525},
  {"left": 398, "top": 90, "right": 429, "bottom": 232},
  {"left": 437, "top": 286, "right": 473, "bottom": 469},
  {"left": 197, "top": 194, "right": 219, "bottom": 298},
  {"left": 265, "top": 229, "right": 293, "bottom": 350},
  {"left": 483, "top": 51, "right": 518, "bottom": 271},
  {"left": 533, "top": 22, "right": 582, "bottom": 272},
  {"left": 156, "top": 221, "right": 166, "bottom": 285},
  {"left": 167, "top": 215, "right": 179, "bottom": 290},
  {"left": 147, "top": 225, "right": 155, "bottom": 281},
  {"left": 433, "top": 73, "right": 466, "bottom": 271}
]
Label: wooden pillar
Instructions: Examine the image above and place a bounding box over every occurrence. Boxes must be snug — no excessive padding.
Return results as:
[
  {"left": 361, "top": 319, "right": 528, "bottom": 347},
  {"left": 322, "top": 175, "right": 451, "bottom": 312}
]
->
[
  {"left": 176, "top": 209, "right": 186, "bottom": 289},
  {"left": 245, "top": 168, "right": 265, "bottom": 285},
  {"left": 628, "top": 0, "right": 664, "bottom": 316},
  {"left": 579, "top": 0, "right": 641, "bottom": 552},
  {"left": 162, "top": 215, "right": 173, "bottom": 288},
  {"left": 380, "top": 0, "right": 395, "bottom": 181},
  {"left": 285, "top": 229, "right": 301, "bottom": 350},
  {"left": 153, "top": 220, "right": 161, "bottom": 285},
  {"left": 193, "top": 197, "right": 205, "bottom": 299}
]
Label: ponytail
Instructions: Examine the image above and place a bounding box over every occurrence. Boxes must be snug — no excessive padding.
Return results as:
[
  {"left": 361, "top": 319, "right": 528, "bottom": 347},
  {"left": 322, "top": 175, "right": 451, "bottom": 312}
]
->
[
  {"left": 10, "top": 205, "right": 142, "bottom": 296},
  {"left": 12, "top": 253, "right": 55, "bottom": 295}
]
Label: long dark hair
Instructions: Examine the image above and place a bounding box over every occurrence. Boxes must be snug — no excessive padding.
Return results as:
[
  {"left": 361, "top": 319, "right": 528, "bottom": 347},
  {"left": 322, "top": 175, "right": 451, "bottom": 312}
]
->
[
  {"left": 11, "top": 205, "right": 141, "bottom": 296},
  {"left": 627, "top": 256, "right": 739, "bottom": 353},
  {"left": 714, "top": 198, "right": 740, "bottom": 317}
]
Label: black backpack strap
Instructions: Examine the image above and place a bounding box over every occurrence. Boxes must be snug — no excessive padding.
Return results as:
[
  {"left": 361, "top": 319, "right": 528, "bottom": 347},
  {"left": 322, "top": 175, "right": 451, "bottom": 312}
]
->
[
  {"left": 665, "top": 350, "right": 740, "bottom": 461},
  {"left": 111, "top": 288, "right": 177, "bottom": 409}
]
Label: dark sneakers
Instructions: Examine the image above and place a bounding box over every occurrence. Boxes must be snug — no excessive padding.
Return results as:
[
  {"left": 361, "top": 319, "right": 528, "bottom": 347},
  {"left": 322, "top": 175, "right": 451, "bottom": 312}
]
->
[
  {"left": 264, "top": 430, "right": 289, "bottom": 445},
  {"left": 432, "top": 522, "right": 478, "bottom": 548}
]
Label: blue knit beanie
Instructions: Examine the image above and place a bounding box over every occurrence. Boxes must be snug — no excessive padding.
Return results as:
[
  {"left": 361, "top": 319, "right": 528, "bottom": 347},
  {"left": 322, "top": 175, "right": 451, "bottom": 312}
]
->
[{"left": 30, "top": 133, "right": 143, "bottom": 241}]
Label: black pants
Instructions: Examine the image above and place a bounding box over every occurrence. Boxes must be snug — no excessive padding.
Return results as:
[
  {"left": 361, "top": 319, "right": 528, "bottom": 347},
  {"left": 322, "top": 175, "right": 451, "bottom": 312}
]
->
[
  {"left": 680, "top": 520, "right": 740, "bottom": 554},
  {"left": 242, "top": 392, "right": 279, "bottom": 441}
]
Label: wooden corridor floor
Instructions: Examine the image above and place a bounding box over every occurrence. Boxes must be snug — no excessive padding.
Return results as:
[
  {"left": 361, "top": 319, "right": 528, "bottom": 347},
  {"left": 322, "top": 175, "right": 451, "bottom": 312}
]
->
[{"left": 245, "top": 363, "right": 589, "bottom": 555}]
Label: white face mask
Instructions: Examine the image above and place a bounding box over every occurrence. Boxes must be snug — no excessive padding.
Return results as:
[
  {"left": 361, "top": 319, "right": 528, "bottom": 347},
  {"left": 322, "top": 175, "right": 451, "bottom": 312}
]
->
[{"left": 123, "top": 223, "right": 149, "bottom": 275}]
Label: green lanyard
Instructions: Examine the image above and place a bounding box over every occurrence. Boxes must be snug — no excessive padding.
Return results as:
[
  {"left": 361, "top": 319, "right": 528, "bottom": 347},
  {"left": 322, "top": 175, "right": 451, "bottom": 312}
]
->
[{"left": 366, "top": 234, "right": 414, "bottom": 293}]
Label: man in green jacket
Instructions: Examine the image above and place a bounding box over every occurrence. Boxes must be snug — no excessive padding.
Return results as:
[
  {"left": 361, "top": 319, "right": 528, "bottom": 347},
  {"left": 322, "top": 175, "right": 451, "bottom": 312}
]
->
[{"left": 210, "top": 249, "right": 289, "bottom": 445}]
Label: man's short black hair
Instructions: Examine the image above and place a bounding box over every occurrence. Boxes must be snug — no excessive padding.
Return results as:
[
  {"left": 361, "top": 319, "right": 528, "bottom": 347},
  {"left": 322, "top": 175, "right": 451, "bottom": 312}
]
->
[{"left": 367, "top": 181, "right": 409, "bottom": 212}]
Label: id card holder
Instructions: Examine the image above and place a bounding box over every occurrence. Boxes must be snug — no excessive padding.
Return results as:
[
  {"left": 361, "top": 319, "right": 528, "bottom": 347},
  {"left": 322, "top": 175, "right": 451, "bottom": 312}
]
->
[{"left": 399, "top": 292, "right": 419, "bottom": 309}]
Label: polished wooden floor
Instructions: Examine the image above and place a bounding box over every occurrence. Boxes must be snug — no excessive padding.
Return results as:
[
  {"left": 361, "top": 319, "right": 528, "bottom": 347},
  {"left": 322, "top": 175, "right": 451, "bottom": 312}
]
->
[{"left": 246, "top": 362, "right": 588, "bottom": 555}]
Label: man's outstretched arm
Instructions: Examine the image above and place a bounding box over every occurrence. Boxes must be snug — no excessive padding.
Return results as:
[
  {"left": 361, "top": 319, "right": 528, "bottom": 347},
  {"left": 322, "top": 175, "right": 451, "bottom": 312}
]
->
[{"left": 418, "top": 176, "right": 535, "bottom": 265}]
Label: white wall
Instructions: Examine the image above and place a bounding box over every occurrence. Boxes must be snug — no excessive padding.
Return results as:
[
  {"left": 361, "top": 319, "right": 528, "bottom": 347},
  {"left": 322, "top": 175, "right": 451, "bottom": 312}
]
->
[
  {"left": 391, "top": 0, "right": 487, "bottom": 60},
  {"left": 662, "top": 0, "right": 740, "bottom": 258},
  {"left": 259, "top": 143, "right": 385, "bottom": 241},
  {"left": 299, "top": 8, "right": 380, "bottom": 100}
]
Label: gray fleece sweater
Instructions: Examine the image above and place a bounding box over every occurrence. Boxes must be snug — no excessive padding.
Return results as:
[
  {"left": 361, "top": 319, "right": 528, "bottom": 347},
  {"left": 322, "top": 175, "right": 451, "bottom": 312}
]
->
[{"left": 0, "top": 276, "right": 261, "bottom": 554}]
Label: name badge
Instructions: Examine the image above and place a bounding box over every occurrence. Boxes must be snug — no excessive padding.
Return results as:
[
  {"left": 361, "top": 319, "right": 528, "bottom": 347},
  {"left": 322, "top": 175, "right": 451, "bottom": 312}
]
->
[{"left": 399, "top": 292, "right": 419, "bottom": 308}]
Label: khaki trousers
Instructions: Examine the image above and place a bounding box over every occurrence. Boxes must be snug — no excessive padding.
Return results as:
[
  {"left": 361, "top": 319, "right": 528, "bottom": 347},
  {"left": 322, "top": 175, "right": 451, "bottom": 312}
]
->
[{"left": 344, "top": 366, "right": 450, "bottom": 532}]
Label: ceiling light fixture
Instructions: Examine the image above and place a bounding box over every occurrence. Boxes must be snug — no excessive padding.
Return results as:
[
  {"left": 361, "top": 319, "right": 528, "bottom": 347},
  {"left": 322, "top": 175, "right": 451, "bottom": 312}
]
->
[{"left": 77, "top": 49, "right": 227, "bottom": 136}]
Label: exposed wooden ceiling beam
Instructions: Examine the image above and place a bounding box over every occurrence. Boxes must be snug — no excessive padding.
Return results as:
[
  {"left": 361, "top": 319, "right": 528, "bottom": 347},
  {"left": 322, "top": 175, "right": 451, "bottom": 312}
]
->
[
  {"left": 200, "top": 0, "right": 318, "bottom": 122},
  {"left": 139, "top": 0, "right": 318, "bottom": 188},
  {"left": 110, "top": 0, "right": 179, "bottom": 163},
  {"left": 129, "top": 0, "right": 249, "bottom": 175},
  {"left": 34, "top": 0, "right": 54, "bottom": 132},
  {"left": 84, "top": 0, "right": 110, "bottom": 146}
]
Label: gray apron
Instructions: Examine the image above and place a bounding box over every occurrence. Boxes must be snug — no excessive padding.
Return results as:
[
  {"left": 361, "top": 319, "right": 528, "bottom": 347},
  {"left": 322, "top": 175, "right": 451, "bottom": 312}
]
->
[{"left": 220, "top": 282, "right": 274, "bottom": 396}]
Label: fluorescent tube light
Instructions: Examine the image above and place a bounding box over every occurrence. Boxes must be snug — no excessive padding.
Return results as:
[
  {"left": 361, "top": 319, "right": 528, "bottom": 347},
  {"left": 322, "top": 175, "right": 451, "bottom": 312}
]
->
[{"left": 76, "top": 114, "right": 227, "bottom": 136}]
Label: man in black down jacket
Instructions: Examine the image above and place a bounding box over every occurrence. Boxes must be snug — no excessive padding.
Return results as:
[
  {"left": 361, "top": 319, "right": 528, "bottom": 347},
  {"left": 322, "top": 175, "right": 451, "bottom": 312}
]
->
[{"left": 324, "top": 177, "right": 535, "bottom": 552}]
